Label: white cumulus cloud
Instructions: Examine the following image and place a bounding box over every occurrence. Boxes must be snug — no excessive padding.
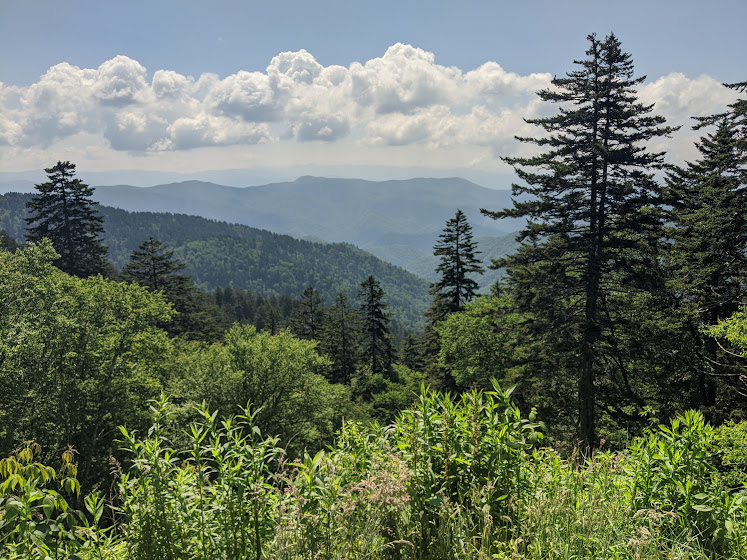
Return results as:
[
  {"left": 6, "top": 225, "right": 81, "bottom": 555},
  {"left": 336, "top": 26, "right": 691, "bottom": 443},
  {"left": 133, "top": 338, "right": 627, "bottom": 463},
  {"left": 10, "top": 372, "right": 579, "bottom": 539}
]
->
[{"left": 0, "top": 44, "right": 740, "bottom": 172}]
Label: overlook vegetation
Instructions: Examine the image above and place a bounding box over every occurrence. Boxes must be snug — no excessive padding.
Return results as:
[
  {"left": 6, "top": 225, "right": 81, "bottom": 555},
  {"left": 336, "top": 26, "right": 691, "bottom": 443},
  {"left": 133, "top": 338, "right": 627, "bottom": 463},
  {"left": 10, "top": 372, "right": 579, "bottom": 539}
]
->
[{"left": 1, "top": 34, "right": 746, "bottom": 559}]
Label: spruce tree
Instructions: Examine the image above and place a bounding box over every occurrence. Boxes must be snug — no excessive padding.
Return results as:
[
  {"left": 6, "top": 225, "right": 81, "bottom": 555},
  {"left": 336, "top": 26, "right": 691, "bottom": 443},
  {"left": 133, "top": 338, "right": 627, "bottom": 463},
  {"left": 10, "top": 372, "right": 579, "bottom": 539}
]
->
[
  {"left": 358, "top": 275, "right": 394, "bottom": 378},
  {"left": 122, "top": 236, "right": 216, "bottom": 340},
  {"left": 419, "top": 210, "right": 483, "bottom": 384},
  {"left": 429, "top": 209, "right": 483, "bottom": 320},
  {"left": 122, "top": 237, "right": 191, "bottom": 299},
  {"left": 26, "top": 161, "right": 110, "bottom": 277},
  {"left": 665, "top": 96, "right": 747, "bottom": 411},
  {"left": 318, "top": 292, "right": 361, "bottom": 384},
  {"left": 0, "top": 230, "right": 20, "bottom": 252},
  {"left": 291, "top": 286, "right": 325, "bottom": 340},
  {"left": 482, "top": 33, "right": 676, "bottom": 449}
]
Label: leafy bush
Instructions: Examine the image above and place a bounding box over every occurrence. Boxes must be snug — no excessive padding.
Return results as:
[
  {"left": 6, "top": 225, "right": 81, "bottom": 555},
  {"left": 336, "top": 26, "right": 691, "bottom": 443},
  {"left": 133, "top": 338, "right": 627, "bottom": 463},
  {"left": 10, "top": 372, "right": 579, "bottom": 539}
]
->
[
  {"left": 625, "top": 410, "right": 747, "bottom": 552},
  {"left": 119, "top": 396, "right": 284, "bottom": 560},
  {"left": 394, "top": 381, "right": 543, "bottom": 557},
  {"left": 0, "top": 442, "right": 113, "bottom": 559},
  {"left": 713, "top": 420, "right": 747, "bottom": 489}
]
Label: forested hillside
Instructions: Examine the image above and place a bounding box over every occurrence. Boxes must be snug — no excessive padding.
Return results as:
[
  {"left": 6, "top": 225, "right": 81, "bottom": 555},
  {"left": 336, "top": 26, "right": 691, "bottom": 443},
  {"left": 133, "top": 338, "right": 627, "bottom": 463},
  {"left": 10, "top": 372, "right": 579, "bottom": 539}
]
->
[{"left": 0, "top": 192, "right": 431, "bottom": 329}]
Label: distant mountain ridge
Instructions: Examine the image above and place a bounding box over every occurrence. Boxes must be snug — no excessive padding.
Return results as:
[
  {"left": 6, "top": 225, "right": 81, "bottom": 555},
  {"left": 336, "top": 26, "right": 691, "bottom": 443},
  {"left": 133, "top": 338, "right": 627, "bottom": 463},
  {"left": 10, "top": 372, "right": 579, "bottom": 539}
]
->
[
  {"left": 87, "top": 176, "right": 522, "bottom": 281},
  {"left": 90, "top": 176, "right": 522, "bottom": 247},
  {"left": 2, "top": 176, "right": 523, "bottom": 299}
]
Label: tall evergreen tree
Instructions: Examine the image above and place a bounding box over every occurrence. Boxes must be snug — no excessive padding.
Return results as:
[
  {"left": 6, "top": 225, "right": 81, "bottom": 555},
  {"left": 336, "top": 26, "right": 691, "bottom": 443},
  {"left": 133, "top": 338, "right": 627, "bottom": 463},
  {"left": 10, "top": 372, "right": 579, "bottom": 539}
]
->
[
  {"left": 358, "top": 275, "right": 395, "bottom": 378},
  {"left": 318, "top": 292, "right": 361, "bottom": 384},
  {"left": 122, "top": 236, "right": 217, "bottom": 340},
  {"left": 291, "top": 286, "right": 325, "bottom": 340},
  {"left": 482, "top": 33, "right": 676, "bottom": 449},
  {"left": 0, "top": 230, "right": 20, "bottom": 252},
  {"left": 419, "top": 210, "right": 484, "bottom": 384},
  {"left": 429, "top": 209, "right": 483, "bottom": 320},
  {"left": 122, "top": 237, "right": 191, "bottom": 299},
  {"left": 665, "top": 95, "right": 747, "bottom": 412},
  {"left": 25, "top": 161, "right": 110, "bottom": 277}
]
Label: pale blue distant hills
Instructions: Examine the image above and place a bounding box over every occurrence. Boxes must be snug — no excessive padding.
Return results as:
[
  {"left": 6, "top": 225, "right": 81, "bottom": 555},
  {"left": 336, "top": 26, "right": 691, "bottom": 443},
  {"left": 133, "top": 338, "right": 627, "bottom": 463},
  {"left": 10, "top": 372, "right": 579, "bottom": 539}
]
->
[
  {"left": 86, "top": 176, "right": 522, "bottom": 286},
  {"left": 1, "top": 175, "right": 522, "bottom": 289}
]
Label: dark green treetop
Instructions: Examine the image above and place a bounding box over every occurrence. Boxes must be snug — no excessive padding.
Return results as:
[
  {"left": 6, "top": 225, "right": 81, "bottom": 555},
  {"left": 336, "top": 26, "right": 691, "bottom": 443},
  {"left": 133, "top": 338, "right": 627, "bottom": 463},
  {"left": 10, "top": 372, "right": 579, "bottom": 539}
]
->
[
  {"left": 122, "top": 236, "right": 217, "bottom": 340},
  {"left": 318, "top": 292, "right": 361, "bottom": 385},
  {"left": 0, "top": 230, "right": 20, "bottom": 252},
  {"left": 122, "top": 237, "right": 191, "bottom": 298},
  {"left": 358, "top": 275, "right": 395, "bottom": 378},
  {"left": 482, "top": 33, "right": 676, "bottom": 450},
  {"left": 429, "top": 209, "right": 483, "bottom": 320},
  {"left": 291, "top": 286, "right": 325, "bottom": 341},
  {"left": 665, "top": 89, "right": 747, "bottom": 413},
  {"left": 25, "top": 161, "right": 110, "bottom": 277}
]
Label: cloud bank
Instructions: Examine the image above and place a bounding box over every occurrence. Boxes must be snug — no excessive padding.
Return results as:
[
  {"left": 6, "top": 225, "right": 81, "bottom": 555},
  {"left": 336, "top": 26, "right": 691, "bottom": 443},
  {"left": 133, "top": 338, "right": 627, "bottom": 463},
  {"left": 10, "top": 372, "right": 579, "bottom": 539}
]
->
[{"left": 0, "top": 44, "right": 739, "bottom": 173}]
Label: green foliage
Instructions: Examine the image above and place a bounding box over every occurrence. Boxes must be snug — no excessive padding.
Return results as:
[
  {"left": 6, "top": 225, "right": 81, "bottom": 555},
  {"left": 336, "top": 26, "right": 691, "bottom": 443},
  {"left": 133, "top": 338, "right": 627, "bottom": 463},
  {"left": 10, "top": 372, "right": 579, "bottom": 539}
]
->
[
  {"left": 170, "top": 324, "right": 349, "bottom": 454},
  {"left": 352, "top": 363, "right": 424, "bottom": 424},
  {"left": 707, "top": 305, "right": 747, "bottom": 356},
  {"left": 122, "top": 236, "right": 190, "bottom": 297},
  {"left": 0, "top": 442, "right": 113, "bottom": 559},
  {"left": 26, "top": 161, "right": 110, "bottom": 277},
  {"left": 0, "top": 240, "right": 173, "bottom": 489},
  {"left": 359, "top": 275, "right": 396, "bottom": 378},
  {"left": 211, "top": 286, "right": 299, "bottom": 335},
  {"left": 122, "top": 236, "right": 219, "bottom": 340},
  {"left": 394, "top": 382, "right": 543, "bottom": 556},
  {"left": 429, "top": 209, "right": 484, "bottom": 318},
  {"left": 482, "top": 33, "right": 676, "bottom": 449},
  {"left": 436, "top": 295, "right": 521, "bottom": 389},
  {"left": 625, "top": 410, "right": 746, "bottom": 551},
  {"left": 0, "top": 229, "right": 20, "bottom": 252},
  {"left": 119, "top": 396, "right": 284, "bottom": 560},
  {"left": 5, "top": 390, "right": 740, "bottom": 559},
  {"left": 290, "top": 286, "right": 325, "bottom": 340},
  {"left": 713, "top": 420, "right": 747, "bottom": 489},
  {"left": 318, "top": 292, "right": 361, "bottom": 384},
  {"left": 665, "top": 105, "right": 747, "bottom": 413}
]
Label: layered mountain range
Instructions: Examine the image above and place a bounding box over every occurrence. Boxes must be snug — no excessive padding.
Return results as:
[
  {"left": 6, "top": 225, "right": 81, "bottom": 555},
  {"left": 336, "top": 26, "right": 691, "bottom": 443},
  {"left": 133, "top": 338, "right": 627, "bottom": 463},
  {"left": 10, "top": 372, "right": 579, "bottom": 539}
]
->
[
  {"left": 1, "top": 176, "right": 524, "bottom": 326},
  {"left": 85, "top": 176, "right": 522, "bottom": 284}
]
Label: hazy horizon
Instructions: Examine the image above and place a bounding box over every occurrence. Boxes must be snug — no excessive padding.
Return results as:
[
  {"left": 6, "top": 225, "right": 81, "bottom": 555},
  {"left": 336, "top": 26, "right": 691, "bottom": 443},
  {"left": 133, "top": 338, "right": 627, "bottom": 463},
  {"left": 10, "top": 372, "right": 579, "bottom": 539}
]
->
[{"left": 1, "top": 1, "right": 744, "bottom": 185}]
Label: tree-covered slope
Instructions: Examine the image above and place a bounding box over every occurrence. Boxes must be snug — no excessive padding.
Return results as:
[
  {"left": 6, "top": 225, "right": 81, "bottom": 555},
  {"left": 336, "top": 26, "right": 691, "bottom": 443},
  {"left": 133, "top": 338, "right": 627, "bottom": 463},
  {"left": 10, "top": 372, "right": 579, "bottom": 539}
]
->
[{"left": 0, "top": 193, "right": 431, "bottom": 329}]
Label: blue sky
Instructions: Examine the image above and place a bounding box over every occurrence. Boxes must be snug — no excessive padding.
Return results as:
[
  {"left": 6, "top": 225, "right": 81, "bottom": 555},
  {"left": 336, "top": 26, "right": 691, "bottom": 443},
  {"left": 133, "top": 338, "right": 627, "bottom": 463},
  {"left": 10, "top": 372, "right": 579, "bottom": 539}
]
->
[{"left": 1, "top": 0, "right": 745, "bottom": 186}]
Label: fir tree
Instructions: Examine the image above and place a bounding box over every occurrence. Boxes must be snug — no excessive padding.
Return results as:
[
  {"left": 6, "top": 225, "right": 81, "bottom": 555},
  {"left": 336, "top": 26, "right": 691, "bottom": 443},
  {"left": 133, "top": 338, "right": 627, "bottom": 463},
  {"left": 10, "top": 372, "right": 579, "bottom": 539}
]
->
[
  {"left": 358, "top": 275, "right": 395, "bottom": 378},
  {"left": 400, "top": 334, "right": 424, "bottom": 372},
  {"left": 318, "top": 292, "right": 361, "bottom": 384},
  {"left": 420, "top": 210, "right": 484, "bottom": 384},
  {"left": 482, "top": 33, "right": 676, "bottom": 449},
  {"left": 122, "top": 236, "right": 217, "bottom": 340},
  {"left": 665, "top": 98, "right": 747, "bottom": 412},
  {"left": 0, "top": 230, "right": 20, "bottom": 252},
  {"left": 122, "top": 237, "right": 191, "bottom": 300},
  {"left": 26, "top": 161, "right": 110, "bottom": 277},
  {"left": 291, "top": 286, "right": 325, "bottom": 340},
  {"left": 429, "top": 209, "right": 483, "bottom": 319}
]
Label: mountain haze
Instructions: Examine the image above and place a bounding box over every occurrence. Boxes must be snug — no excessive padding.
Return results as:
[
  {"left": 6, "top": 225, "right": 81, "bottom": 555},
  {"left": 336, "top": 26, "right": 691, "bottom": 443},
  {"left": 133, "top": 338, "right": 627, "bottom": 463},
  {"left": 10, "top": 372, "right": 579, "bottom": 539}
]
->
[
  {"left": 88, "top": 176, "right": 522, "bottom": 283},
  {"left": 90, "top": 176, "right": 521, "bottom": 247}
]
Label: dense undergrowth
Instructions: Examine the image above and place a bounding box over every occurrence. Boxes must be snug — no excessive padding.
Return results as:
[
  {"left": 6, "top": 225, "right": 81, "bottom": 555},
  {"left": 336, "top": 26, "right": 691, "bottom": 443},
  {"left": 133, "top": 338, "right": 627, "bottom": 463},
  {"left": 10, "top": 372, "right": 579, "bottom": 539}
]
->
[{"left": 1, "top": 384, "right": 746, "bottom": 559}]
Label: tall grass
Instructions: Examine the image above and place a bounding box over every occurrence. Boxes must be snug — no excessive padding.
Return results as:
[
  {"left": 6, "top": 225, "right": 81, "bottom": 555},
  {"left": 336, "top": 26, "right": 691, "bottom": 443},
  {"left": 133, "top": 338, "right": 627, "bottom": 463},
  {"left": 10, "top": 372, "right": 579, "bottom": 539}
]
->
[{"left": 3, "top": 386, "right": 746, "bottom": 559}]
